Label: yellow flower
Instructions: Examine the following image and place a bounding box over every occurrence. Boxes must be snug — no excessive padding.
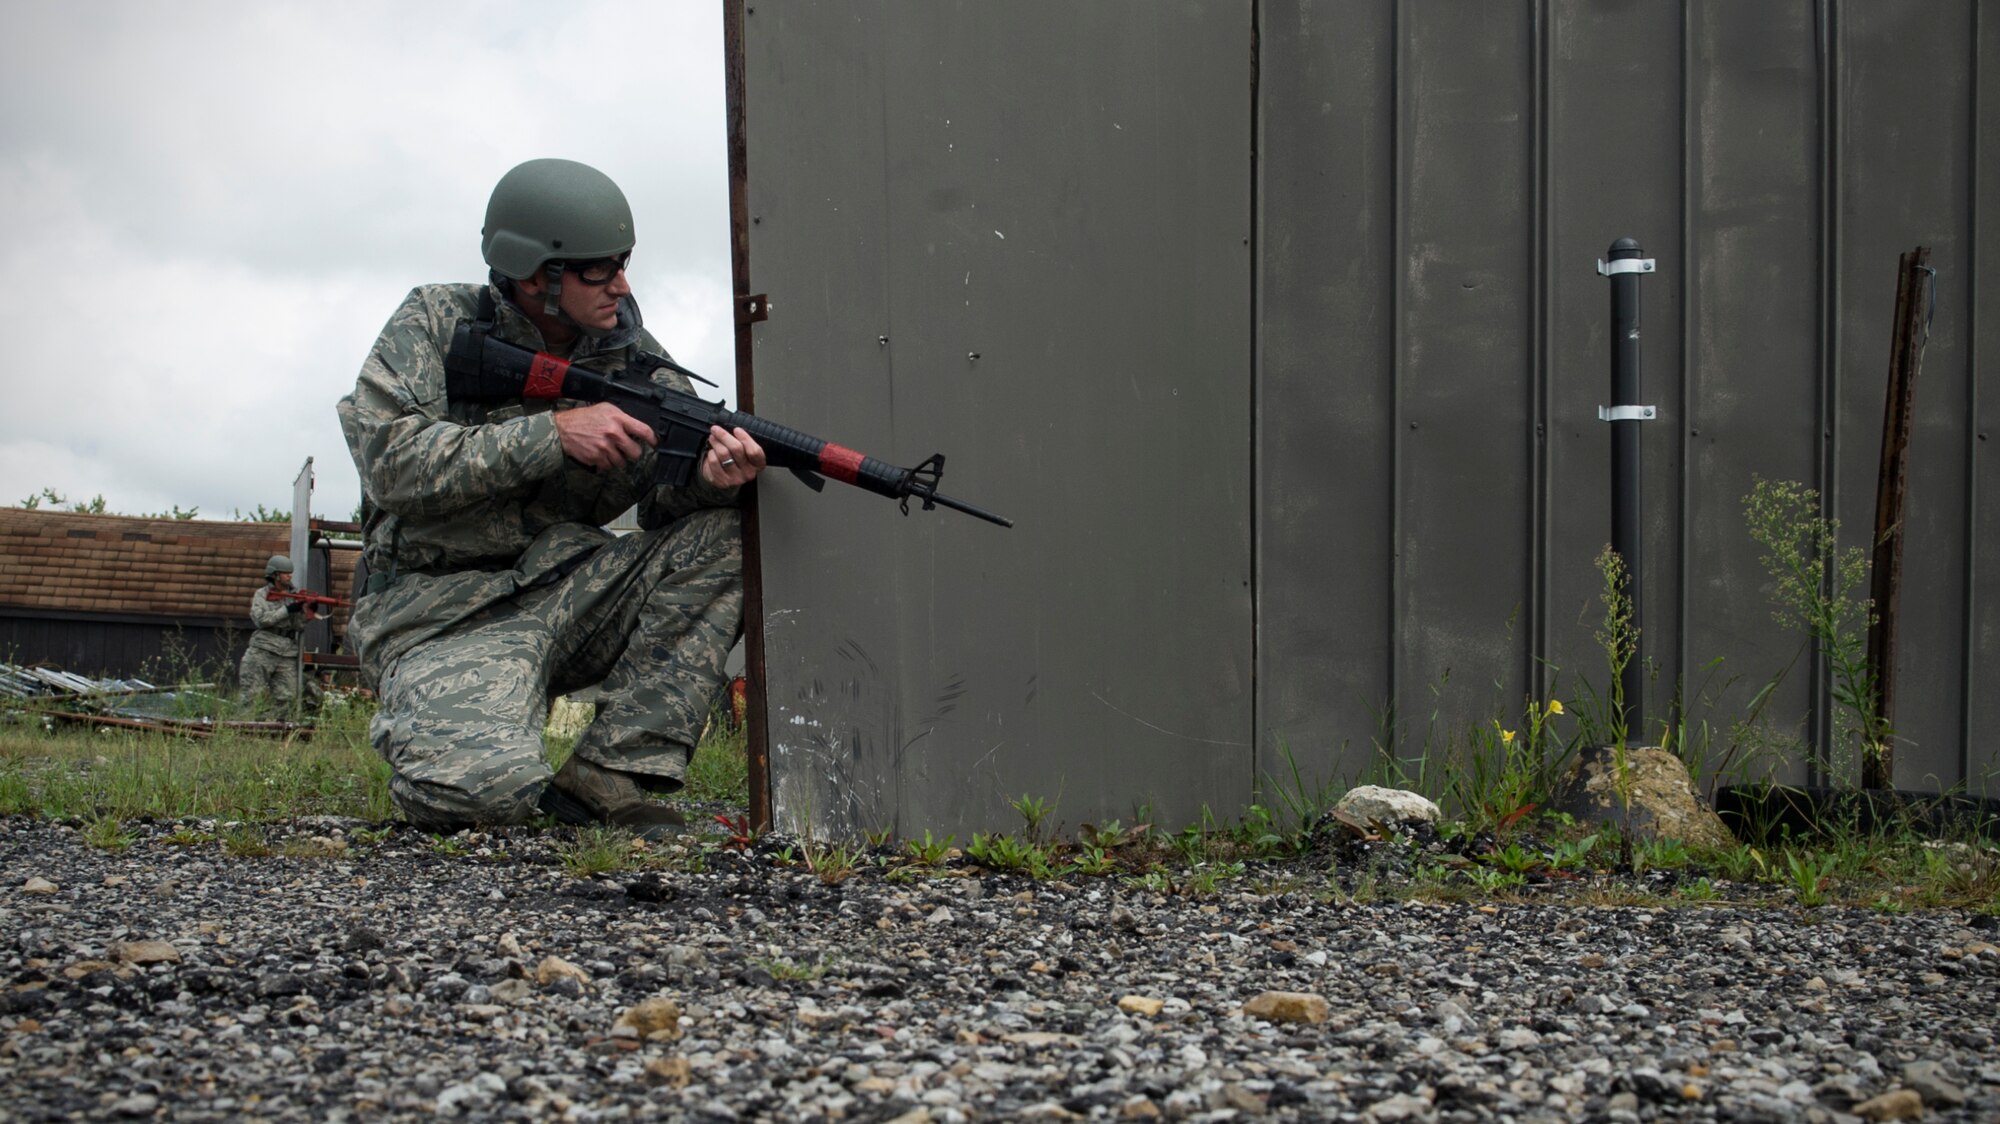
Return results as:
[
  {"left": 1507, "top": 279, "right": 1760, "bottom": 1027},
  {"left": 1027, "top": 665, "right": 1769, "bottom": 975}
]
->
[
  {"left": 1501, "top": 729, "right": 1517, "bottom": 746},
  {"left": 1547, "top": 699, "right": 1565, "bottom": 716}
]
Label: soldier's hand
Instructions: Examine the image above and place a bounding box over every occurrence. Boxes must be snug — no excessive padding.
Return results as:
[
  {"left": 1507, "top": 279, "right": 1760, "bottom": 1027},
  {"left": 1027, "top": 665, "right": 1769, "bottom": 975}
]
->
[
  {"left": 554, "top": 403, "right": 656, "bottom": 470},
  {"left": 701, "top": 426, "right": 767, "bottom": 488}
]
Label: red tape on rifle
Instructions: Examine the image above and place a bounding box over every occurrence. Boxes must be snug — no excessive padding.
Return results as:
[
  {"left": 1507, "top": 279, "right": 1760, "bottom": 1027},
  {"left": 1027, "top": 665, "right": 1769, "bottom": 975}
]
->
[
  {"left": 525, "top": 353, "right": 570, "bottom": 399},
  {"left": 817, "top": 444, "right": 864, "bottom": 484}
]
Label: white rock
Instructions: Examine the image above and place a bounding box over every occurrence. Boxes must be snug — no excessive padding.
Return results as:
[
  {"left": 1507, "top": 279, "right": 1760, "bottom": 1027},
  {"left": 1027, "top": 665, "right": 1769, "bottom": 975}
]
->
[{"left": 1335, "top": 786, "right": 1441, "bottom": 827}]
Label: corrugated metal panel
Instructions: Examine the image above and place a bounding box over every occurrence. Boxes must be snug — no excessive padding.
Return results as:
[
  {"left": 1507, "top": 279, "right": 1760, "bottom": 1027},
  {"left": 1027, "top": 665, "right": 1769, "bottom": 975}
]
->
[
  {"left": 1967, "top": 0, "right": 1996, "bottom": 800},
  {"left": 737, "top": 0, "right": 1998, "bottom": 832},
  {"left": 1256, "top": 0, "right": 1997, "bottom": 800},
  {"left": 1254, "top": 2, "right": 1398, "bottom": 782},
  {"left": 1393, "top": 2, "right": 1540, "bottom": 766},
  {"left": 1676, "top": 1, "right": 1826, "bottom": 785},
  {"left": 740, "top": 1, "right": 1255, "bottom": 836},
  {"left": 1832, "top": 2, "right": 1978, "bottom": 792}
]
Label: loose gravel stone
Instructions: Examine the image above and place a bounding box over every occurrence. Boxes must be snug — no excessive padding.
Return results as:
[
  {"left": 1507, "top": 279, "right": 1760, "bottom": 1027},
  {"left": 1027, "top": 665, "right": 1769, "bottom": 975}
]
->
[{"left": 2, "top": 815, "right": 1998, "bottom": 1121}]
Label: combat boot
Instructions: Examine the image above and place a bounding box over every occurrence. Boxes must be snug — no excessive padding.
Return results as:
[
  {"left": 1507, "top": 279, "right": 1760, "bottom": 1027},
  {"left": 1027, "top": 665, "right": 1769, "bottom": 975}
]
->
[{"left": 539, "top": 755, "right": 687, "bottom": 840}]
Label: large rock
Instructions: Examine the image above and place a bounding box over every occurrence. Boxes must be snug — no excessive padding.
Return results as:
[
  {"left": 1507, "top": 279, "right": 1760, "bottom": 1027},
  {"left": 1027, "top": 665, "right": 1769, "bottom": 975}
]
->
[
  {"left": 1334, "top": 786, "right": 1441, "bottom": 828},
  {"left": 1548, "top": 746, "right": 1734, "bottom": 849},
  {"left": 1241, "top": 991, "right": 1330, "bottom": 1024}
]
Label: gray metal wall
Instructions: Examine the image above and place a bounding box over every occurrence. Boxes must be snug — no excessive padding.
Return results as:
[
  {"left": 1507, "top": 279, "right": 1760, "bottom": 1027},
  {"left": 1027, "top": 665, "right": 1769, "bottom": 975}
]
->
[
  {"left": 1259, "top": 0, "right": 1996, "bottom": 801},
  {"left": 737, "top": 0, "right": 1998, "bottom": 837},
  {"left": 738, "top": 0, "right": 1254, "bottom": 836}
]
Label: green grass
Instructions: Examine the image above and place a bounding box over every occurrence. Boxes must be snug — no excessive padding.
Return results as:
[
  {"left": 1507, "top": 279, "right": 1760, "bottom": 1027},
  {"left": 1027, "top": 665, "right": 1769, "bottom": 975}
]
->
[
  {"left": 0, "top": 696, "right": 391, "bottom": 821},
  {"left": 0, "top": 690, "right": 750, "bottom": 825},
  {"left": 555, "top": 825, "right": 637, "bottom": 877},
  {"left": 4, "top": 684, "right": 1993, "bottom": 916}
]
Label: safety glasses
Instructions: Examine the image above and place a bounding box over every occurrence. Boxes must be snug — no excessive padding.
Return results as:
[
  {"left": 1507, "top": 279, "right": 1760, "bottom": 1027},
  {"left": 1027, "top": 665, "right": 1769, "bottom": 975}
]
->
[{"left": 563, "top": 251, "right": 632, "bottom": 285}]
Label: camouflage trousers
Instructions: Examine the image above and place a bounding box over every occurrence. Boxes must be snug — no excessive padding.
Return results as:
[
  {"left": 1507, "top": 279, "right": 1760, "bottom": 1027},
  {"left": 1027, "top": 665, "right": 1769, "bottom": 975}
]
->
[
  {"left": 370, "top": 509, "right": 743, "bottom": 831},
  {"left": 238, "top": 645, "right": 321, "bottom": 714}
]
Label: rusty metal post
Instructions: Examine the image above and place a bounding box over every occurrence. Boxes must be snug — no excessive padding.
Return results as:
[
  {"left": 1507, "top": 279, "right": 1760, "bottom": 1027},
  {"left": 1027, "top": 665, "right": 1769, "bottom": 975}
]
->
[
  {"left": 1864, "top": 246, "right": 1932, "bottom": 791},
  {"left": 724, "top": 0, "right": 772, "bottom": 832}
]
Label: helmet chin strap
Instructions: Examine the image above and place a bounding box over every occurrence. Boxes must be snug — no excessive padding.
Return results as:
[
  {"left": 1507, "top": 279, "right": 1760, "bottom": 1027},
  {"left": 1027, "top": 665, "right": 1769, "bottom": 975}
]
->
[
  {"left": 540, "top": 262, "right": 566, "bottom": 317},
  {"left": 535, "top": 261, "right": 622, "bottom": 339}
]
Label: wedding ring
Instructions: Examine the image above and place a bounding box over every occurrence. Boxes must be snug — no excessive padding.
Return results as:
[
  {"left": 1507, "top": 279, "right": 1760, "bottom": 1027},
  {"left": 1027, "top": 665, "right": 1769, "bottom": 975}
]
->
[{"left": 719, "top": 457, "right": 736, "bottom": 467}]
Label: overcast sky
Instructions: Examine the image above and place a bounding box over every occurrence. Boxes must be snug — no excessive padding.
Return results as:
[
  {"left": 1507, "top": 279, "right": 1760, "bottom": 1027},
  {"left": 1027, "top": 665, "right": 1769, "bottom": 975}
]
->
[{"left": 0, "top": 1, "right": 732, "bottom": 523}]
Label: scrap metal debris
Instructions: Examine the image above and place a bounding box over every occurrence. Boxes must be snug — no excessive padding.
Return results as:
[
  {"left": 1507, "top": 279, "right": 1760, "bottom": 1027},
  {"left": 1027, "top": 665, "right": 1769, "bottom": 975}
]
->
[{"left": 0, "top": 662, "right": 311, "bottom": 739}]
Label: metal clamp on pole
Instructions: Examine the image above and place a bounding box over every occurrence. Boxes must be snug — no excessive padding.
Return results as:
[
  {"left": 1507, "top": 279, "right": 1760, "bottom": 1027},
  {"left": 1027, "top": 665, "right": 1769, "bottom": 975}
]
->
[
  {"left": 1597, "top": 405, "right": 1657, "bottom": 422},
  {"left": 1596, "top": 257, "right": 1656, "bottom": 276}
]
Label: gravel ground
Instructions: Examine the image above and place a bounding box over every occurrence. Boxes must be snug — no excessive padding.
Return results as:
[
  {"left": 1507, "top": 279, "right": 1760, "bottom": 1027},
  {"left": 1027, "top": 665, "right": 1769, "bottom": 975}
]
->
[{"left": 2, "top": 815, "right": 1997, "bottom": 1123}]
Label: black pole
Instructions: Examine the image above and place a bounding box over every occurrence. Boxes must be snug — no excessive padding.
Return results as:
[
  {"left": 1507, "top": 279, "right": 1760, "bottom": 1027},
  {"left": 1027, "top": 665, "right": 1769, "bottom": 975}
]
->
[{"left": 1602, "top": 238, "right": 1652, "bottom": 745}]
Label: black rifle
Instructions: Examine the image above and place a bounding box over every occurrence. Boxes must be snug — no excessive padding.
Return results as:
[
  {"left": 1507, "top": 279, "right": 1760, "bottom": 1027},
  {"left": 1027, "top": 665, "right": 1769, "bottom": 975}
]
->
[{"left": 444, "top": 324, "right": 1012, "bottom": 528}]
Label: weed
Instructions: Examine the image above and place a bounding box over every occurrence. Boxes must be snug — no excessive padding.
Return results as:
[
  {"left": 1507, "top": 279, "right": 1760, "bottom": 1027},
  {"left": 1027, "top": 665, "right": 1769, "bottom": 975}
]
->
[
  {"left": 1785, "top": 849, "right": 1839, "bottom": 907},
  {"left": 1184, "top": 861, "right": 1246, "bottom": 896},
  {"left": 1258, "top": 738, "right": 1341, "bottom": 841},
  {"left": 1490, "top": 841, "right": 1541, "bottom": 875},
  {"left": 162, "top": 824, "right": 215, "bottom": 847},
  {"left": 1743, "top": 477, "right": 1886, "bottom": 785},
  {"left": 556, "top": 826, "right": 633, "bottom": 878},
  {"left": 1711, "top": 844, "right": 1768, "bottom": 883},
  {"left": 1547, "top": 833, "right": 1601, "bottom": 872},
  {"left": 1010, "top": 793, "right": 1057, "bottom": 843},
  {"left": 82, "top": 814, "right": 134, "bottom": 851},
  {"left": 966, "top": 832, "right": 1050, "bottom": 877},
  {"left": 713, "top": 812, "right": 756, "bottom": 850},
  {"left": 221, "top": 823, "right": 271, "bottom": 858},
  {"left": 1079, "top": 818, "right": 1147, "bottom": 852},
  {"left": 752, "top": 955, "right": 825, "bottom": 982},
  {"left": 904, "top": 830, "right": 956, "bottom": 866},
  {"left": 1364, "top": 670, "right": 1453, "bottom": 797},
  {"left": 1634, "top": 837, "right": 1693, "bottom": 874},
  {"left": 1466, "top": 866, "right": 1526, "bottom": 894},
  {"left": 1071, "top": 844, "right": 1117, "bottom": 876},
  {"left": 0, "top": 764, "right": 34, "bottom": 815},
  {"left": 802, "top": 839, "right": 859, "bottom": 885},
  {"left": 1593, "top": 545, "right": 1641, "bottom": 867},
  {"left": 1236, "top": 804, "right": 1292, "bottom": 858},
  {"left": 1675, "top": 877, "right": 1719, "bottom": 902}
]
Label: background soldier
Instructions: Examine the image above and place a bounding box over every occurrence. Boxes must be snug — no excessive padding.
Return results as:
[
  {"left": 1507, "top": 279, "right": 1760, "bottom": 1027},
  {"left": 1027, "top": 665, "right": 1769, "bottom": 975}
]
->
[
  {"left": 337, "top": 157, "right": 766, "bottom": 837},
  {"left": 239, "top": 554, "right": 323, "bottom": 715}
]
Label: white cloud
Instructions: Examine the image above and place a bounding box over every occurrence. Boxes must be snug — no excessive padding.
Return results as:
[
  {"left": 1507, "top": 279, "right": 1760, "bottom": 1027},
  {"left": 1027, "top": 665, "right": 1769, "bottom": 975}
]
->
[{"left": 0, "top": 0, "right": 734, "bottom": 523}]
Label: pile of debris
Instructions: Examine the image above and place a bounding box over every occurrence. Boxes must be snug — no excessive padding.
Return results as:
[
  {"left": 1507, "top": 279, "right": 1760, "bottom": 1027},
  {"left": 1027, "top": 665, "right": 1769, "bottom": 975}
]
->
[{"left": 0, "top": 662, "right": 311, "bottom": 739}]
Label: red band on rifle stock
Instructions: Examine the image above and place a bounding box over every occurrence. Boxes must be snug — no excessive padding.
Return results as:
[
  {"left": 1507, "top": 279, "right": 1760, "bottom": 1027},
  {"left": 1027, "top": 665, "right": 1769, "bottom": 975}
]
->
[
  {"left": 817, "top": 443, "right": 865, "bottom": 484},
  {"left": 525, "top": 353, "right": 570, "bottom": 399}
]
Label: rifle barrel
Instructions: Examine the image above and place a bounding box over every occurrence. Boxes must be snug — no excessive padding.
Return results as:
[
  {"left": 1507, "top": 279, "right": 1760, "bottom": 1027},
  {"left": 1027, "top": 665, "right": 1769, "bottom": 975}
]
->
[{"left": 928, "top": 492, "right": 1014, "bottom": 528}]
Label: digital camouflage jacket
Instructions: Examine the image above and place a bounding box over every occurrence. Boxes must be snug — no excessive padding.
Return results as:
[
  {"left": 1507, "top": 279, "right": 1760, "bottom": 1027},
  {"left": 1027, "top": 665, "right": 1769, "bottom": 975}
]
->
[
  {"left": 246, "top": 582, "right": 306, "bottom": 658},
  {"left": 336, "top": 282, "right": 737, "bottom": 677}
]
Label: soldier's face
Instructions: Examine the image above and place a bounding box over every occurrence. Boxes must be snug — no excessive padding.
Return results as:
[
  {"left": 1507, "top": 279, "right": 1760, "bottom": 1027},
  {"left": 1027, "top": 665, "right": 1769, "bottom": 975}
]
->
[
  {"left": 557, "top": 265, "right": 629, "bottom": 333},
  {"left": 273, "top": 571, "right": 293, "bottom": 590}
]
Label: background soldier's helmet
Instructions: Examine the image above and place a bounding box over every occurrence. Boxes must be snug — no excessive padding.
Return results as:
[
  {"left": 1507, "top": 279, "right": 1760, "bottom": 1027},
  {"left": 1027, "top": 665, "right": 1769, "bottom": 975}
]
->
[
  {"left": 266, "top": 554, "right": 293, "bottom": 578},
  {"left": 480, "top": 158, "right": 635, "bottom": 280}
]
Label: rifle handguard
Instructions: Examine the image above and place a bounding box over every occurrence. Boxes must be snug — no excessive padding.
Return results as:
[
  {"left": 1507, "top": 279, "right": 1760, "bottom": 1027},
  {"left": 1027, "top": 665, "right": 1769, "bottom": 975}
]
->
[{"left": 444, "top": 322, "right": 1012, "bottom": 527}]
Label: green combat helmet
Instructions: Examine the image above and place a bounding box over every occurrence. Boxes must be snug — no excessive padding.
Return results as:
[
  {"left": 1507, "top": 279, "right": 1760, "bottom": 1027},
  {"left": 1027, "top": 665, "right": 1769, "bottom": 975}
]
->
[
  {"left": 480, "top": 158, "right": 635, "bottom": 319},
  {"left": 266, "top": 554, "right": 293, "bottom": 578}
]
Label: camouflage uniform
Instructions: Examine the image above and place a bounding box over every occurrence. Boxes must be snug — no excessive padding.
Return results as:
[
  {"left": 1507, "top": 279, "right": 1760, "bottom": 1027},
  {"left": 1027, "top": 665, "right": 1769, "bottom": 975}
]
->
[
  {"left": 240, "top": 583, "right": 320, "bottom": 711},
  {"left": 336, "top": 282, "right": 742, "bottom": 831}
]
